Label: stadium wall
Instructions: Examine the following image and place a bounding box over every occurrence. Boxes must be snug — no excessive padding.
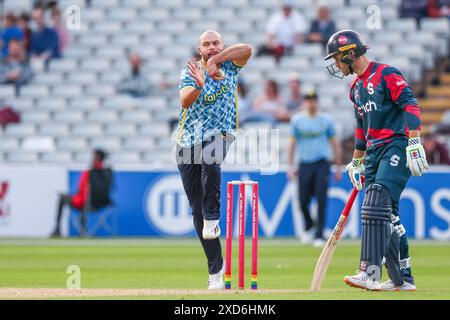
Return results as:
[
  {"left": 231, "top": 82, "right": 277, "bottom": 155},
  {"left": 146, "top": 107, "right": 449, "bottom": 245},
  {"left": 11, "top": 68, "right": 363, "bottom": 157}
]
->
[
  {"left": 68, "top": 168, "right": 450, "bottom": 240},
  {"left": 0, "top": 167, "right": 449, "bottom": 240}
]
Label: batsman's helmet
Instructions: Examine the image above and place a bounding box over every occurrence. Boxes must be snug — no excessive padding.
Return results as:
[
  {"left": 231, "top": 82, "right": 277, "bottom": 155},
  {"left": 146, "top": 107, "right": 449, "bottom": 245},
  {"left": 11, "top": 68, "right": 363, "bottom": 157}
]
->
[{"left": 324, "top": 30, "right": 369, "bottom": 78}]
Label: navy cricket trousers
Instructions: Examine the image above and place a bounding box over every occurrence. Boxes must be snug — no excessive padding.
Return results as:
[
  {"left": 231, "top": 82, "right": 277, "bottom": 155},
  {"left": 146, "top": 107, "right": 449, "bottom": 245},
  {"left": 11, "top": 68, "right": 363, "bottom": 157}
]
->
[
  {"left": 298, "top": 159, "right": 330, "bottom": 239},
  {"left": 177, "top": 132, "right": 234, "bottom": 274}
]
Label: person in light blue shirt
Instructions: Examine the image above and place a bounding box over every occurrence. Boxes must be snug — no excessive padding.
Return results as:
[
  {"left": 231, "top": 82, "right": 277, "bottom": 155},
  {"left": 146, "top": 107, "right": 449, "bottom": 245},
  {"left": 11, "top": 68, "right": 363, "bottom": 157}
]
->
[
  {"left": 176, "top": 30, "right": 252, "bottom": 289},
  {"left": 288, "top": 91, "right": 342, "bottom": 246}
]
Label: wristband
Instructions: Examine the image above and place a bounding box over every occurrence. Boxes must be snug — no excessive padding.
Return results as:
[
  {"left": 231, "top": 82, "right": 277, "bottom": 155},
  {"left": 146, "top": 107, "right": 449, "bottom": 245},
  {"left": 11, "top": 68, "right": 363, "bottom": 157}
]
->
[{"left": 194, "top": 84, "right": 203, "bottom": 91}]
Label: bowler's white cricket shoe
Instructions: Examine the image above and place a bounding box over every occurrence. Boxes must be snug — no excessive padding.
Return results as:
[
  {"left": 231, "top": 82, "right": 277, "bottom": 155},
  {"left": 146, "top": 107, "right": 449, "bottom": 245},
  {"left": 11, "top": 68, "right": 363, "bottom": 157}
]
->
[
  {"left": 313, "top": 238, "right": 326, "bottom": 248},
  {"left": 202, "top": 219, "right": 221, "bottom": 240},
  {"left": 379, "top": 279, "right": 416, "bottom": 292},
  {"left": 344, "top": 271, "right": 381, "bottom": 291},
  {"left": 208, "top": 261, "right": 225, "bottom": 290}
]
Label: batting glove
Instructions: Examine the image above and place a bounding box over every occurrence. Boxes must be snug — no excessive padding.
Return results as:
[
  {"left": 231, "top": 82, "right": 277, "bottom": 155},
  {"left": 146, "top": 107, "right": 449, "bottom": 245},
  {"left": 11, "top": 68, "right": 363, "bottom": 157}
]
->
[
  {"left": 345, "top": 157, "right": 365, "bottom": 191},
  {"left": 406, "top": 138, "right": 429, "bottom": 176}
]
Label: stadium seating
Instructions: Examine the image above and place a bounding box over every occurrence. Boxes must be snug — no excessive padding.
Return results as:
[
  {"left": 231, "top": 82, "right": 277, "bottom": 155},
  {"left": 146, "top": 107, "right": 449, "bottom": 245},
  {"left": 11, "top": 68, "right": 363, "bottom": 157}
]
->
[{"left": 0, "top": 0, "right": 448, "bottom": 165}]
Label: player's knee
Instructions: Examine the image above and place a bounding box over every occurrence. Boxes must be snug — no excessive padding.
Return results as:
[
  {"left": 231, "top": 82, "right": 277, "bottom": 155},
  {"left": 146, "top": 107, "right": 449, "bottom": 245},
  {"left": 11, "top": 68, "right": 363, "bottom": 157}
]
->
[{"left": 362, "top": 183, "right": 392, "bottom": 221}]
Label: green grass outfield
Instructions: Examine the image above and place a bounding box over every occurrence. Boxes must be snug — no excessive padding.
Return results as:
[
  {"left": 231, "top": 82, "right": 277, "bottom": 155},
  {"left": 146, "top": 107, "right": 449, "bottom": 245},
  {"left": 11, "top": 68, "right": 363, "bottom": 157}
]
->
[{"left": 0, "top": 238, "right": 449, "bottom": 300}]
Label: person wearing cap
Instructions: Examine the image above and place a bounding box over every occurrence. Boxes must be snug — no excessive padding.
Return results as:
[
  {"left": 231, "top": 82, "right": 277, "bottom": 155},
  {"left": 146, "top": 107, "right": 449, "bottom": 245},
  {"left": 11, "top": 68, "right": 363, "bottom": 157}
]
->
[{"left": 287, "top": 91, "right": 342, "bottom": 247}]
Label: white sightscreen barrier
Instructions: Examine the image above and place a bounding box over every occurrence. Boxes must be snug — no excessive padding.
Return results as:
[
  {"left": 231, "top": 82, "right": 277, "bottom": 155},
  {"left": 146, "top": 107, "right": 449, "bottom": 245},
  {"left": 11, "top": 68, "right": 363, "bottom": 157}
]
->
[{"left": 0, "top": 166, "right": 67, "bottom": 237}]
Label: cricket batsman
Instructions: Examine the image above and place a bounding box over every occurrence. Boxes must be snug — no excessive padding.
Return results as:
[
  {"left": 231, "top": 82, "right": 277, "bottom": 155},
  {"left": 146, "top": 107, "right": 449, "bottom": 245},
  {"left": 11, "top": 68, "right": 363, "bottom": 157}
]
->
[
  {"left": 324, "top": 30, "right": 429, "bottom": 291},
  {"left": 176, "top": 30, "right": 252, "bottom": 289}
]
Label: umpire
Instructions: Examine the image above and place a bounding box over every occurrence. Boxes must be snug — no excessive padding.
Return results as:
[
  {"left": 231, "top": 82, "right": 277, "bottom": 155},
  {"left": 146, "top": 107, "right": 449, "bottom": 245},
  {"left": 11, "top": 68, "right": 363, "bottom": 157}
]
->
[
  {"left": 288, "top": 91, "right": 342, "bottom": 246},
  {"left": 175, "top": 30, "right": 252, "bottom": 289}
]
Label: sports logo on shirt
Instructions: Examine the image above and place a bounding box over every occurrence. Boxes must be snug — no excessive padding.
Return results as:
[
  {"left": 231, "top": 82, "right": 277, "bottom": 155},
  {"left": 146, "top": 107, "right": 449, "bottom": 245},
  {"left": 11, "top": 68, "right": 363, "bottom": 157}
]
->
[
  {"left": 358, "top": 100, "right": 378, "bottom": 114},
  {"left": 390, "top": 154, "right": 400, "bottom": 167},
  {"left": 338, "top": 35, "right": 348, "bottom": 44},
  {"left": 368, "top": 82, "right": 374, "bottom": 95},
  {"left": 202, "top": 85, "right": 231, "bottom": 104}
]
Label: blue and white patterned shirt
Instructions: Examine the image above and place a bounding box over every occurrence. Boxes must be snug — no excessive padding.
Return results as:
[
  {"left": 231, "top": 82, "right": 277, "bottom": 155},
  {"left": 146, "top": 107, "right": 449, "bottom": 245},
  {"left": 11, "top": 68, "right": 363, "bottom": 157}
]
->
[
  {"left": 176, "top": 60, "right": 242, "bottom": 147},
  {"left": 290, "top": 111, "right": 336, "bottom": 163}
]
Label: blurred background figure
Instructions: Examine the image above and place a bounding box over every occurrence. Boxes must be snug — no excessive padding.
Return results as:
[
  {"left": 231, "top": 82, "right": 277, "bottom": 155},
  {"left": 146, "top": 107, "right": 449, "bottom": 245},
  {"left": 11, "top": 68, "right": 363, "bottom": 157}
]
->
[
  {"left": 17, "top": 12, "right": 32, "bottom": 54},
  {"left": 30, "top": 6, "right": 60, "bottom": 68},
  {"left": 117, "top": 53, "right": 151, "bottom": 98},
  {"left": 251, "top": 79, "right": 289, "bottom": 125},
  {"left": 257, "top": 0, "right": 306, "bottom": 62},
  {"left": 399, "top": 0, "right": 428, "bottom": 25},
  {"left": 51, "top": 149, "right": 112, "bottom": 238},
  {"left": 288, "top": 91, "right": 342, "bottom": 247},
  {"left": 427, "top": 0, "right": 450, "bottom": 18},
  {"left": 1, "top": 12, "right": 24, "bottom": 57},
  {"left": 33, "top": 0, "right": 58, "bottom": 10},
  {"left": 0, "top": 38, "right": 33, "bottom": 95},
  {"left": 307, "top": 6, "right": 336, "bottom": 48},
  {"left": 423, "top": 133, "right": 450, "bottom": 164},
  {"left": 236, "top": 78, "right": 253, "bottom": 126},
  {"left": 51, "top": 7, "right": 70, "bottom": 55},
  {"left": 285, "top": 73, "right": 303, "bottom": 118}
]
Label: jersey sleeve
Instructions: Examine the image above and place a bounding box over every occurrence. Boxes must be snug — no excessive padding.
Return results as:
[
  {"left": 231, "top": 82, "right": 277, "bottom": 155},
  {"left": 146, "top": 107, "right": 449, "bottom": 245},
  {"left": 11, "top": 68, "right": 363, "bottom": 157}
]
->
[
  {"left": 382, "top": 67, "right": 421, "bottom": 130},
  {"left": 179, "top": 66, "right": 196, "bottom": 90},
  {"left": 222, "top": 60, "right": 243, "bottom": 74},
  {"left": 353, "top": 105, "right": 367, "bottom": 151}
]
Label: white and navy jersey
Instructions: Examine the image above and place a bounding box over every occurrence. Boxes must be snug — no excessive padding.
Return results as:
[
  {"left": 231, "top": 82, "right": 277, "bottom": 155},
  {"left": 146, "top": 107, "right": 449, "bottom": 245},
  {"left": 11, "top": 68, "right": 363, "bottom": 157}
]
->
[
  {"left": 350, "top": 61, "right": 421, "bottom": 151},
  {"left": 176, "top": 60, "right": 243, "bottom": 148}
]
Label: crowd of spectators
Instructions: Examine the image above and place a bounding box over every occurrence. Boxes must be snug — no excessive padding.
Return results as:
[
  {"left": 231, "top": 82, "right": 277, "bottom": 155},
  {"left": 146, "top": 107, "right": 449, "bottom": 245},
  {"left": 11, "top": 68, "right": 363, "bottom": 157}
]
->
[
  {"left": 257, "top": 2, "right": 336, "bottom": 62},
  {"left": 0, "top": 3, "right": 69, "bottom": 127},
  {"left": 400, "top": 0, "right": 450, "bottom": 24}
]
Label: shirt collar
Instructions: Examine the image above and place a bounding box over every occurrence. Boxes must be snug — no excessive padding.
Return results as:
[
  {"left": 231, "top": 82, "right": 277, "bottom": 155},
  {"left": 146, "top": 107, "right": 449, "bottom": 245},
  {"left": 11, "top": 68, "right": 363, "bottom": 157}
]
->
[{"left": 358, "top": 61, "right": 374, "bottom": 80}]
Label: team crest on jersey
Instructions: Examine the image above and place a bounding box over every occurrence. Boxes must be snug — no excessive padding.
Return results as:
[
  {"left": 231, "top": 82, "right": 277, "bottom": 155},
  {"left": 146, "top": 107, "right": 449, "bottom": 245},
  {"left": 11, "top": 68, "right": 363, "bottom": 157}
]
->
[
  {"left": 368, "top": 82, "right": 374, "bottom": 95},
  {"left": 390, "top": 154, "right": 400, "bottom": 166}
]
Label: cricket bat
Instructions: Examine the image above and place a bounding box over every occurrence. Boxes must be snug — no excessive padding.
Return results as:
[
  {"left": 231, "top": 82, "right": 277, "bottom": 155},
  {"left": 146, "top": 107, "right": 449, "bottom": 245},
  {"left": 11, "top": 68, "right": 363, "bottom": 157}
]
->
[{"left": 310, "top": 186, "right": 360, "bottom": 291}]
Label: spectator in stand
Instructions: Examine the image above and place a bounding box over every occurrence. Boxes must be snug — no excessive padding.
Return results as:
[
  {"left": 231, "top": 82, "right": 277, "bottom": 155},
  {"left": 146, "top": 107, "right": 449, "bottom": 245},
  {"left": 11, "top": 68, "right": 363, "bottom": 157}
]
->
[
  {"left": 428, "top": 0, "right": 450, "bottom": 18},
  {"left": 423, "top": 133, "right": 450, "bottom": 164},
  {"left": 1, "top": 13, "right": 24, "bottom": 57},
  {"left": 30, "top": 7, "right": 61, "bottom": 68},
  {"left": 251, "top": 79, "right": 289, "bottom": 125},
  {"left": 0, "top": 39, "right": 33, "bottom": 95},
  {"left": 117, "top": 53, "right": 151, "bottom": 98},
  {"left": 399, "top": 0, "right": 428, "bottom": 25},
  {"left": 17, "top": 13, "right": 32, "bottom": 54},
  {"left": 51, "top": 7, "right": 70, "bottom": 54},
  {"left": 257, "top": 0, "right": 307, "bottom": 62},
  {"left": 237, "top": 79, "right": 253, "bottom": 126},
  {"left": 34, "top": 0, "right": 58, "bottom": 10},
  {"left": 307, "top": 6, "right": 336, "bottom": 48},
  {"left": 286, "top": 73, "right": 303, "bottom": 117}
]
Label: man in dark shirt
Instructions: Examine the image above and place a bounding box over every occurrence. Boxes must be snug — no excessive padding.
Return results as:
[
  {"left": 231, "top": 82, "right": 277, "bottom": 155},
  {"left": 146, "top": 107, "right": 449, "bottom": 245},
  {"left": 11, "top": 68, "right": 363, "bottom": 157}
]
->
[
  {"left": 325, "top": 30, "right": 429, "bottom": 292},
  {"left": 30, "top": 7, "right": 60, "bottom": 66},
  {"left": 307, "top": 6, "right": 336, "bottom": 47},
  {"left": 117, "top": 53, "right": 151, "bottom": 98}
]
